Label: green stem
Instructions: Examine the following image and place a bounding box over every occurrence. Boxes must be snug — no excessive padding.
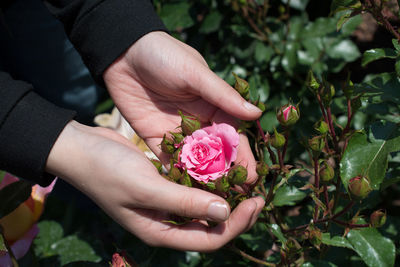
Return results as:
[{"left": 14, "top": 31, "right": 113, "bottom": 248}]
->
[
  {"left": 228, "top": 245, "right": 276, "bottom": 267},
  {"left": 313, "top": 157, "right": 321, "bottom": 221}
]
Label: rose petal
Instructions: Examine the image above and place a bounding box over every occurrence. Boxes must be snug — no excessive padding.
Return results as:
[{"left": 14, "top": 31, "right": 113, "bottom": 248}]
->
[{"left": 11, "top": 224, "right": 39, "bottom": 259}]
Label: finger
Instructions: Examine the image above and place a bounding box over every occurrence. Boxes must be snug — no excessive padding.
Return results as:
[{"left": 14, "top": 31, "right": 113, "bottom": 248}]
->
[
  {"left": 132, "top": 196, "right": 265, "bottom": 251},
  {"left": 236, "top": 134, "right": 258, "bottom": 184},
  {"left": 186, "top": 64, "right": 262, "bottom": 121},
  {"left": 134, "top": 177, "right": 231, "bottom": 222}
]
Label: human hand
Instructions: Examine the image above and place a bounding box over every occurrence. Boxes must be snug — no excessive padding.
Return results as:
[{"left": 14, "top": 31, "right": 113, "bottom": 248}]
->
[
  {"left": 46, "top": 121, "right": 265, "bottom": 251},
  {"left": 103, "top": 31, "right": 262, "bottom": 183}
]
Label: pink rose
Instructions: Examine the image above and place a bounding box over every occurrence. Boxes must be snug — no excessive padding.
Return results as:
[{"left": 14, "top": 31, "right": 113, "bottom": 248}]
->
[{"left": 180, "top": 123, "right": 239, "bottom": 183}]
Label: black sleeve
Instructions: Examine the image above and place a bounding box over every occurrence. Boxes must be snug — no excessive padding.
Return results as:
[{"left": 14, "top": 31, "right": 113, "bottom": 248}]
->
[
  {"left": 43, "top": 0, "right": 167, "bottom": 87},
  {"left": 0, "top": 72, "right": 76, "bottom": 186}
]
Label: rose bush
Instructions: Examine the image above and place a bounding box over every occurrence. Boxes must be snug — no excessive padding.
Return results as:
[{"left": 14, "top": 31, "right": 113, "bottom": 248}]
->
[{"left": 179, "top": 123, "right": 239, "bottom": 183}]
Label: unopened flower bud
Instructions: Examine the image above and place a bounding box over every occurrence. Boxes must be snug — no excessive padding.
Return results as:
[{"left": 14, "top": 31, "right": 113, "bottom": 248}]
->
[
  {"left": 161, "top": 134, "right": 175, "bottom": 154},
  {"left": 309, "top": 135, "right": 325, "bottom": 157},
  {"left": 180, "top": 170, "right": 192, "bottom": 187},
  {"left": 270, "top": 128, "right": 286, "bottom": 149},
  {"left": 151, "top": 159, "right": 163, "bottom": 174},
  {"left": 215, "top": 176, "right": 230, "bottom": 192},
  {"left": 256, "top": 161, "right": 269, "bottom": 176},
  {"left": 277, "top": 104, "right": 300, "bottom": 127},
  {"left": 227, "top": 165, "right": 248, "bottom": 185},
  {"left": 370, "top": 209, "right": 387, "bottom": 228},
  {"left": 314, "top": 120, "right": 329, "bottom": 135},
  {"left": 173, "top": 147, "right": 182, "bottom": 163},
  {"left": 348, "top": 175, "right": 372, "bottom": 200},
  {"left": 319, "top": 161, "right": 334, "bottom": 183},
  {"left": 309, "top": 228, "right": 322, "bottom": 248},
  {"left": 168, "top": 163, "right": 182, "bottom": 182},
  {"left": 179, "top": 111, "right": 201, "bottom": 136},
  {"left": 170, "top": 132, "right": 184, "bottom": 144},
  {"left": 321, "top": 83, "right": 335, "bottom": 106},
  {"left": 307, "top": 70, "right": 320, "bottom": 92},
  {"left": 232, "top": 72, "right": 250, "bottom": 100},
  {"left": 343, "top": 79, "right": 354, "bottom": 99}
]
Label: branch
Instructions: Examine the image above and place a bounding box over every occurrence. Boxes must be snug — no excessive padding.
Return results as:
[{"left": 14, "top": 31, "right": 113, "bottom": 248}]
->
[{"left": 228, "top": 245, "right": 276, "bottom": 267}]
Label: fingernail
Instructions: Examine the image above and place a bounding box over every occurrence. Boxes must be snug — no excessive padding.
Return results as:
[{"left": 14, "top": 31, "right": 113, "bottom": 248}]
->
[
  {"left": 243, "top": 101, "right": 262, "bottom": 113},
  {"left": 208, "top": 201, "right": 229, "bottom": 222}
]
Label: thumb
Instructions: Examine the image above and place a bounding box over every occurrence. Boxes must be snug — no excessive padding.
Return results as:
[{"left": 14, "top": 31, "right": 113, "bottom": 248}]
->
[
  {"left": 138, "top": 177, "right": 231, "bottom": 222},
  {"left": 189, "top": 65, "right": 262, "bottom": 121}
]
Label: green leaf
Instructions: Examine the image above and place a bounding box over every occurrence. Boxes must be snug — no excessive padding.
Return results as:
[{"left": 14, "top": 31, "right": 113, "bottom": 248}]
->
[
  {"left": 268, "top": 224, "right": 287, "bottom": 244},
  {"left": 347, "top": 227, "right": 395, "bottom": 267},
  {"left": 354, "top": 72, "right": 400, "bottom": 104},
  {"left": 381, "top": 177, "right": 400, "bottom": 191},
  {"left": 361, "top": 48, "right": 397, "bottom": 67},
  {"left": 330, "top": 0, "right": 360, "bottom": 14},
  {"left": 281, "top": 0, "right": 309, "bottom": 11},
  {"left": 282, "top": 42, "right": 300, "bottom": 74},
  {"left": 272, "top": 184, "right": 307, "bottom": 206},
  {"left": 34, "top": 221, "right": 64, "bottom": 258},
  {"left": 159, "top": 2, "right": 194, "bottom": 30},
  {"left": 52, "top": 236, "right": 101, "bottom": 266},
  {"left": 34, "top": 221, "right": 100, "bottom": 265},
  {"left": 392, "top": 39, "right": 400, "bottom": 52},
  {"left": 302, "top": 260, "right": 338, "bottom": 267},
  {"left": 326, "top": 39, "right": 360, "bottom": 62},
  {"left": 254, "top": 42, "right": 274, "bottom": 64},
  {"left": 340, "top": 121, "right": 400, "bottom": 191},
  {"left": 0, "top": 180, "right": 32, "bottom": 219},
  {"left": 199, "top": 11, "right": 223, "bottom": 34},
  {"left": 395, "top": 58, "right": 400, "bottom": 77},
  {"left": 321, "top": 233, "right": 353, "bottom": 249},
  {"left": 336, "top": 12, "right": 352, "bottom": 32}
]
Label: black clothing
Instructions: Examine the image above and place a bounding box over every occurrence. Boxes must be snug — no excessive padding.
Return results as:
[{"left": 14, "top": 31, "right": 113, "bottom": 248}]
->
[{"left": 0, "top": 0, "right": 166, "bottom": 185}]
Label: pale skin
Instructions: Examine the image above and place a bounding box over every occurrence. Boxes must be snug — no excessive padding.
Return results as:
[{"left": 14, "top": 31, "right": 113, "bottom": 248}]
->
[{"left": 46, "top": 31, "right": 265, "bottom": 252}]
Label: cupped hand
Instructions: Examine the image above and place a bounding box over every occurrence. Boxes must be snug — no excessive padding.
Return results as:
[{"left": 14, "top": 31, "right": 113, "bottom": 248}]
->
[
  {"left": 46, "top": 121, "right": 265, "bottom": 251},
  {"left": 103, "top": 31, "right": 262, "bottom": 183}
]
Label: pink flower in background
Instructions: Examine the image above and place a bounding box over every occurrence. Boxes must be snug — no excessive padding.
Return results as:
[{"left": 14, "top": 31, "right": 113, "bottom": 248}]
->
[
  {"left": 0, "top": 173, "right": 56, "bottom": 266},
  {"left": 180, "top": 123, "right": 239, "bottom": 183}
]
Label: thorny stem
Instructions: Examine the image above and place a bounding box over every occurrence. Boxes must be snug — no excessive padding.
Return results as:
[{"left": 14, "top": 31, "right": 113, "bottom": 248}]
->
[
  {"left": 266, "top": 173, "right": 279, "bottom": 205},
  {"left": 332, "top": 219, "right": 370, "bottom": 228},
  {"left": 284, "top": 201, "right": 355, "bottom": 233},
  {"left": 324, "top": 185, "right": 331, "bottom": 216},
  {"left": 256, "top": 119, "right": 277, "bottom": 164},
  {"left": 326, "top": 107, "right": 340, "bottom": 152},
  {"left": 364, "top": 0, "right": 400, "bottom": 41},
  {"left": 340, "top": 98, "right": 353, "bottom": 140},
  {"left": 228, "top": 245, "right": 276, "bottom": 267},
  {"left": 277, "top": 150, "right": 284, "bottom": 170},
  {"left": 282, "top": 130, "right": 290, "bottom": 160},
  {"left": 313, "top": 157, "right": 321, "bottom": 221}
]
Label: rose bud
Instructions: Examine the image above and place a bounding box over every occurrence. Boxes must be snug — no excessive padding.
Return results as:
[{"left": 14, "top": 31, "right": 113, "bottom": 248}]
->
[
  {"left": 307, "top": 70, "right": 320, "bottom": 92},
  {"left": 370, "top": 209, "right": 387, "bottom": 228},
  {"left": 309, "top": 228, "right": 322, "bottom": 249},
  {"left": 343, "top": 79, "right": 354, "bottom": 99},
  {"left": 161, "top": 134, "right": 175, "bottom": 154},
  {"left": 348, "top": 175, "right": 372, "bottom": 200},
  {"left": 319, "top": 161, "right": 334, "bottom": 183},
  {"left": 309, "top": 135, "right": 325, "bottom": 157},
  {"left": 170, "top": 132, "right": 184, "bottom": 144},
  {"left": 232, "top": 72, "right": 250, "bottom": 100},
  {"left": 180, "top": 170, "right": 193, "bottom": 187},
  {"left": 168, "top": 165, "right": 182, "bottom": 182},
  {"left": 179, "top": 111, "right": 201, "bottom": 136},
  {"left": 150, "top": 159, "right": 163, "bottom": 174},
  {"left": 227, "top": 165, "right": 248, "bottom": 185},
  {"left": 270, "top": 128, "right": 286, "bottom": 149},
  {"left": 321, "top": 83, "right": 335, "bottom": 106},
  {"left": 173, "top": 147, "right": 182, "bottom": 163},
  {"left": 256, "top": 161, "right": 269, "bottom": 176},
  {"left": 314, "top": 120, "right": 329, "bottom": 135},
  {"left": 215, "top": 176, "right": 230, "bottom": 192},
  {"left": 277, "top": 104, "right": 300, "bottom": 127}
]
